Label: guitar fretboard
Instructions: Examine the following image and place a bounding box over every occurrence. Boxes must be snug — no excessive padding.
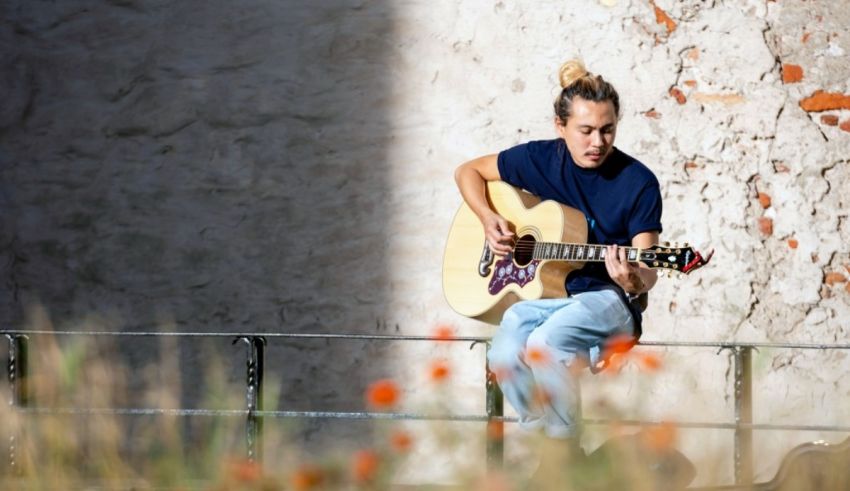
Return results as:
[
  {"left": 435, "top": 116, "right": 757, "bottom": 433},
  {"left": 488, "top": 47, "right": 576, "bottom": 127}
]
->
[{"left": 531, "top": 242, "right": 640, "bottom": 262}]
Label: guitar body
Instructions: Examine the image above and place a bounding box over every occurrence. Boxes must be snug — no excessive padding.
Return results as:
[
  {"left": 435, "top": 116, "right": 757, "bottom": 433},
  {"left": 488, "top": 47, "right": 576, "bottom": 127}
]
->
[{"left": 442, "top": 181, "right": 588, "bottom": 324}]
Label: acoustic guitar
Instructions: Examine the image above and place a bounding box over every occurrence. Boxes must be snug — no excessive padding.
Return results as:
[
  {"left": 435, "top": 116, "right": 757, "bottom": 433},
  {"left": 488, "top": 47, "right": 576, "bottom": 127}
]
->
[{"left": 442, "top": 181, "right": 712, "bottom": 324}]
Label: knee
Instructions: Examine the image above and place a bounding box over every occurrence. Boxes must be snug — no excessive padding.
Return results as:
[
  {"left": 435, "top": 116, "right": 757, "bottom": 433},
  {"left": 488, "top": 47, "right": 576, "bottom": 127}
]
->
[{"left": 487, "top": 331, "right": 525, "bottom": 369}]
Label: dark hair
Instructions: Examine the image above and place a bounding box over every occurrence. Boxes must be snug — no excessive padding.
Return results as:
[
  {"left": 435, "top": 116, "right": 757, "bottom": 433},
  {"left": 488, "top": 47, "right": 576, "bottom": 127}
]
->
[{"left": 553, "top": 60, "right": 620, "bottom": 123}]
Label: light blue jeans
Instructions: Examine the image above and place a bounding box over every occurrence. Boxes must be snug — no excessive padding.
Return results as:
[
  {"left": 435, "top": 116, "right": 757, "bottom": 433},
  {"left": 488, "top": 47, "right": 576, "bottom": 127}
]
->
[{"left": 487, "top": 289, "right": 635, "bottom": 439}]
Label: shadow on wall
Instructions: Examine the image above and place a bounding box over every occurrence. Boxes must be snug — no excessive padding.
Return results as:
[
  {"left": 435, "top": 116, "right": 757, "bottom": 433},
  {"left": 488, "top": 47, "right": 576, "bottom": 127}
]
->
[{"left": 0, "top": 0, "right": 396, "bottom": 451}]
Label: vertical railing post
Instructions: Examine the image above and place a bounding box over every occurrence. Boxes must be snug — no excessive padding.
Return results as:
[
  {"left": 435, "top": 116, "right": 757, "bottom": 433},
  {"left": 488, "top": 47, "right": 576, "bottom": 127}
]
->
[
  {"left": 733, "top": 346, "right": 753, "bottom": 485},
  {"left": 236, "top": 336, "right": 265, "bottom": 464},
  {"left": 485, "top": 344, "right": 504, "bottom": 472},
  {"left": 6, "top": 334, "right": 29, "bottom": 474}
]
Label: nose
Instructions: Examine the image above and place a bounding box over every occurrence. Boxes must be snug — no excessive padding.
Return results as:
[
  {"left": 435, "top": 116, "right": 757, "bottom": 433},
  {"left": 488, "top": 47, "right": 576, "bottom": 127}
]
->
[{"left": 591, "top": 131, "right": 603, "bottom": 147}]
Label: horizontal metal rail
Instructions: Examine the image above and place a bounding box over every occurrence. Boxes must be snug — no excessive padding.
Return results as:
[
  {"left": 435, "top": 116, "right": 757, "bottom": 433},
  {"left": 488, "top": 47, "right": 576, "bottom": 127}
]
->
[
  {"left": 2, "top": 329, "right": 850, "bottom": 351},
  {"left": 12, "top": 406, "right": 850, "bottom": 433}
]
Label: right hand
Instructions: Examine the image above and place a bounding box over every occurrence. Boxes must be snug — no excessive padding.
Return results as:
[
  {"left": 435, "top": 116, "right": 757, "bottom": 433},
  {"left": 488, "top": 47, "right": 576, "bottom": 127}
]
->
[{"left": 482, "top": 212, "right": 514, "bottom": 256}]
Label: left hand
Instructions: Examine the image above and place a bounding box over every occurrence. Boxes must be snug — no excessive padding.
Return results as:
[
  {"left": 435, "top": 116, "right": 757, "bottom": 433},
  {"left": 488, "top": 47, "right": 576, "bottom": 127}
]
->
[{"left": 605, "top": 245, "right": 644, "bottom": 295}]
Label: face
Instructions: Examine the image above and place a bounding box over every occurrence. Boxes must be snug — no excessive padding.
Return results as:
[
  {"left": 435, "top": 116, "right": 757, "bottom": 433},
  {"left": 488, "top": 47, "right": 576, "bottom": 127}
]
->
[{"left": 555, "top": 97, "right": 618, "bottom": 169}]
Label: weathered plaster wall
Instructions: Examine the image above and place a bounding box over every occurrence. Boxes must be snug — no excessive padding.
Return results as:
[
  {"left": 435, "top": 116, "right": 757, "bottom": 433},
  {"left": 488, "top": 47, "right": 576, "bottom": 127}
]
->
[{"left": 1, "top": 0, "right": 848, "bottom": 485}]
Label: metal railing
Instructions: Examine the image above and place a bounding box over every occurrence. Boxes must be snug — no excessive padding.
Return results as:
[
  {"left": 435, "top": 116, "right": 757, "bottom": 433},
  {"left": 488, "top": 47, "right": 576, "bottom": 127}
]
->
[{"left": 4, "top": 329, "right": 850, "bottom": 488}]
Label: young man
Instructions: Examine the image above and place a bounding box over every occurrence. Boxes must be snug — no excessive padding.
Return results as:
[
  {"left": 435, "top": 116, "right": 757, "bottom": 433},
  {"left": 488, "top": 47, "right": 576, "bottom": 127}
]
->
[{"left": 454, "top": 60, "right": 663, "bottom": 443}]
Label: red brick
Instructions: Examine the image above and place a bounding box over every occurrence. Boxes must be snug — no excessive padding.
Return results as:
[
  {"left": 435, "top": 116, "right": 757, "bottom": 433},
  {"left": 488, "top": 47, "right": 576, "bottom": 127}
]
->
[
  {"left": 652, "top": 2, "right": 677, "bottom": 34},
  {"left": 684, "top": 80, "right": 697, "bottom": 88},
  {"left": 758, "top": 217, "right": 773, "bottom": 236},
  {"left": 669, "top": 87, "right": 687, "bottom": 104},
  {"left": 821, "top": 115, "right": 839, "bottom": 126},
  {"left": 758, "top": 192, "right": 772, "bottom": 208},
  {"left": 800, "top": 90, "right": 850, "bottom": 112},
  {"left": 787, "top": 239, "right": 798, "bottom": 249},
  {"left": 782, "top": 64, "right": 804, "bottom": 84},
  {"left": 643, "top": 109, "right": 661, "bottom": 119},
  {"left": 840, "top": 120, "right": 850, "bottom": 133},
  {"left": 825, "top": 272, "right": 847, "bottom": 286}
]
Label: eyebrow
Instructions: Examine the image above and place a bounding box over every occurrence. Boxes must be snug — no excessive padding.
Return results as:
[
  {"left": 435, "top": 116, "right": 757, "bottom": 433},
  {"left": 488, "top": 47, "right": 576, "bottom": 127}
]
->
[{"left": 577, "top": 124, "right": 615, "bottom": 130}]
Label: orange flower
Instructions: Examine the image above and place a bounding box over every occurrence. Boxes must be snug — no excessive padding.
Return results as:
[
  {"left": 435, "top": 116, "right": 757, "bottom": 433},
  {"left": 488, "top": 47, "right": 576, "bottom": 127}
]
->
[
  {"left": 229, "top": 459, "right": 262, "bottom": 483},
  {"left": 390, "top": 429, "right": 413, "bottom": 453},
  {"left": 487, "top": 420, "right": 504, "bottom": 441},
  {"left": 290, "top": 464, "right": 324, "bottom": 490},
  {"left": 525, "top": 347, "right": 550, "bottom": 366},
  {"left": 366, "top": 379, "right": 400, "bottom": 409},
  {"left": 352, "top": 449, "right": 380, "bottom": 484},
  {"left": 637, "top": 352, "right": 663, "bottom": 372},
  {"left": 489, "top": 366, "right": 513, "bottom": 383},
  {"left": 432, "top": 324, "right": 455, "bottom": 341},
  {"left": 428, "top": 360, "right": 451, "bottom": 383},
  {"left": 604, "top": 334, "right": 636, "bottom": 357},
  {"left": 641, "top": 421, "right": 678, "bottom": 451}
]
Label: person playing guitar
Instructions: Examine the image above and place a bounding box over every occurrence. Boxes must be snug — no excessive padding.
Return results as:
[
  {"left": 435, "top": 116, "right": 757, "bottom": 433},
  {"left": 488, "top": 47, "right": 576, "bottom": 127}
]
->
[{"left": 454, "top": 60, "right": 663, "bottom": 448}]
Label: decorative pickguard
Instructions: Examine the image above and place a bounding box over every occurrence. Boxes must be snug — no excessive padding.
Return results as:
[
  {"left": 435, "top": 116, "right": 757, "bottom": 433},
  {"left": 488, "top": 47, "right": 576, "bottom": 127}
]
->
[{"left": 487, "top": 257, "right": 540, "bottom": 295}]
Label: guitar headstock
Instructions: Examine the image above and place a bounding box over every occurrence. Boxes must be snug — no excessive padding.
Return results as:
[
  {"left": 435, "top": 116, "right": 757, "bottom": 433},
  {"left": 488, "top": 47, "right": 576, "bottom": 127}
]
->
[{"left": 639, "top": 243, "right": 713, "bottom": 275}]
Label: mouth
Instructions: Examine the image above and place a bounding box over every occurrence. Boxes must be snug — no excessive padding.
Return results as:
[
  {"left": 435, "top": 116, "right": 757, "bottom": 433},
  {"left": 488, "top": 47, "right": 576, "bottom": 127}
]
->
[{"left": 586, "top": 150, "right": 605, "bottom": 161}]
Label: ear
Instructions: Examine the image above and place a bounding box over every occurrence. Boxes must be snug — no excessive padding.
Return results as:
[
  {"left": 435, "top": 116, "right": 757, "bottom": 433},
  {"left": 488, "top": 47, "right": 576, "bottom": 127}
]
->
[{"left": 554, "top": 117, "right": 567, "bottom": 138}]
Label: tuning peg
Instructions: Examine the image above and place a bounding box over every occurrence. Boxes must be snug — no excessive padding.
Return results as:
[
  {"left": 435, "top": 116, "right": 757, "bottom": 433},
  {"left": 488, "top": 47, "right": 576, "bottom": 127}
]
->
[
  {"left": 683, "top": 242, "right": 689, "bottom": 248},
  {"left": 663, "top": 241, "right": 670, "bottom": 247}
]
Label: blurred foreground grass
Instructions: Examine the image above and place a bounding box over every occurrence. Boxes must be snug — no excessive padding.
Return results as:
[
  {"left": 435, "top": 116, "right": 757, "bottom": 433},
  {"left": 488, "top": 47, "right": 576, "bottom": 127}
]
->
[{"left": 1, "top": 315, "right": 847, "bottom": 490}]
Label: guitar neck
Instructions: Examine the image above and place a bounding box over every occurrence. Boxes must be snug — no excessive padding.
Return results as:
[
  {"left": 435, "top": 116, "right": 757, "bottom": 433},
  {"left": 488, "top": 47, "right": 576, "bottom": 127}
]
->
[{"left": 529, "top": 242, "right": 640, "bottom": 263}]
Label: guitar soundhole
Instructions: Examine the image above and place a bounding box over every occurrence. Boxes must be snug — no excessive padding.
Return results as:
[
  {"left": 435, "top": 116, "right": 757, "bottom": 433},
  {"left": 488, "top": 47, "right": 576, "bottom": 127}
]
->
[{"left": 513, "top": 235, "right": 536, "bottom": 266}]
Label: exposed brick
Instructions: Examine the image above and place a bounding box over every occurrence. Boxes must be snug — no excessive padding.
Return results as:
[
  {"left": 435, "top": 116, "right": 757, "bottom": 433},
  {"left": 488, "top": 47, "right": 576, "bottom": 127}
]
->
[
  {"left": 758, "top": 192, "right": 772, "bottom": 208},
  {"left": 693, "top": 92, "right": 745, "bottom": 105},
  {"left": 781, "top": 64, "right": 803, "bottom": 84},
  {"left": 840, "top": 120, "right": 850, "bottom": 133},
  {"left": 821, "top": 115, "right": 839, "bottom": 126},
  {"left": 799, "top": 90, "right": 850, "bottom": 112},
  {"left": 669, "top": 87, "right": 687, "bottom": 104},
  {"left": 643, "top": 109, "right": 661, "bottom": 119},
  {"left": 684, "top": 161, "right": 698, "bottom": 170},
  {"left": 824, "top": 272, "right": 847, "bottom": 286},
  {"left": 687, "top": 48, "right": 699, "bottom": 60},
  {"left": 652, "top": 2, "right": 677, "bottom": 34},
  {"left": 802, "top": 32, "right": 811, "bottom": 43},
  {"left": 758, "top": 217, "right": 773, "bottom": 236},
  {"left": 787, "top": 239, "right": 798, "bottom": 249},
  {"left": 683, "top": 80, "right": 697, "bottom": 88},
  {"left": 846, "top": 282, "right": 850, "bottom": 294}
]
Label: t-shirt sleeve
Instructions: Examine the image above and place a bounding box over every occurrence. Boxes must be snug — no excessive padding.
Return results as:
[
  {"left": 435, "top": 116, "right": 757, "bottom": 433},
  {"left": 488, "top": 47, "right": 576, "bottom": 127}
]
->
[
  {"left": 628, "top": 183, "right": 663, "bottom": 239},
  {"left": 496, "top": 141, "right": 554, "bottom": 198}
]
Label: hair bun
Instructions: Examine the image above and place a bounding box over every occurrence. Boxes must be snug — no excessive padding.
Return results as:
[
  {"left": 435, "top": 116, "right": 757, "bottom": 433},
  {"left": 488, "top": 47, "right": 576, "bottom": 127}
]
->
[{"left": 558, "top": 60, "right": 589, "bottom": 89}]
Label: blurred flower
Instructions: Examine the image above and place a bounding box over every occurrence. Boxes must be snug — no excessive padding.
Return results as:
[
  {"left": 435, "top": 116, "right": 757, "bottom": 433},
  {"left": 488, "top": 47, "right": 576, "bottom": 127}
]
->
[
  {"left": 490, "top": 366, "right": 513, "bottom": 383},
  {"left": 390, "top": 429, "right": 413, "bottom": 453},
  {"left": 290, "top": 464, "right": 324, "bottom": 490},
  {"left": 641, "top": 421, "right": 677, "bottom": 451},
  {"left": 366, "top": 379, "right": 400, "bottom": 409},
  {"left": 603, "top": 334, "right": 636, "bottom": 357},
  {"left": 525, "top": 347, "right": 550, "bottom": 366},
  {"left": 637, "top": 352, "right": 663, "bottom": 372},
  {"left": 428, "top": 360, "right": 451, "bottom": 383},
  {"left": 487, "top": 420, "right": 504, "bottom": 441},
  {"left": 229, "top": 458, "right": 262, "bottom": 483},
  {"left": 352, "top": 449, "right": 381, "bottom": 484},
  {"left": 432, "top": 324, "right": 455, "bottom": 341}
]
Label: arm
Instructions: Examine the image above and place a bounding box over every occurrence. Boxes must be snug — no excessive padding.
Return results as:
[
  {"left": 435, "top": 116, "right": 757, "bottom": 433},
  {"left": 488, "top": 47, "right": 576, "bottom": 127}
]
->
[
  {"left": 604, "top": 231, "right": 660, "bottom": 295},
  {"left": 454, "top": 155, "right": 514, "bottom": 255}
]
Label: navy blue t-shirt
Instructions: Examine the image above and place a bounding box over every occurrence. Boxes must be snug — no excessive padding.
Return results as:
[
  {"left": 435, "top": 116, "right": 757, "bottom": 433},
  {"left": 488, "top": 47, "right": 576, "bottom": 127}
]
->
[{"left": 497, "top": 138, "right": 663, "bottom": 333}]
